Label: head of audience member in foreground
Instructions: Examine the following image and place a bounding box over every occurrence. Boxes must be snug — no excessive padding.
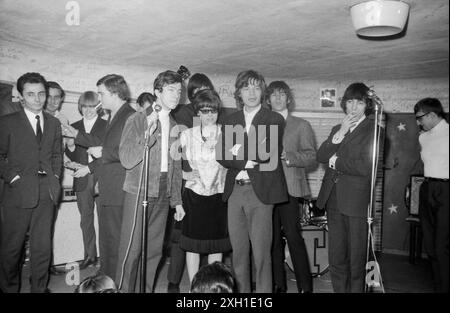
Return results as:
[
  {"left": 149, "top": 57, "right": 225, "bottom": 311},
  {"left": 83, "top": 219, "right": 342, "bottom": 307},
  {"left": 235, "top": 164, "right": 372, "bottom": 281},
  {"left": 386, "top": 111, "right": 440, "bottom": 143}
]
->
[
  {"left": 190, "top": 261, "right": 235, "bottom": 293},
  {"left": 75, "top": 274, "right": 117, "bottom": 293}
]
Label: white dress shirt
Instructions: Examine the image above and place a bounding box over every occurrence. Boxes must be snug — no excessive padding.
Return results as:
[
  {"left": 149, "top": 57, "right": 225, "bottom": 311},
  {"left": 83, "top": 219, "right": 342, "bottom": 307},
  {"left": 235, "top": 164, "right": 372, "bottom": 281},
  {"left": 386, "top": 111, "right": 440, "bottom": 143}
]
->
[
  {"left": 236, "top": 104, "right": 261, "bottom": 180},
  {"left": 24, "top": 107, "right": 44, "bottom": 135},
  {"left": 419, "top": 119, "right": 449, "bottom": 179},
  {"left": 156, "top": 105, "right": 171, "bottom": 173}
]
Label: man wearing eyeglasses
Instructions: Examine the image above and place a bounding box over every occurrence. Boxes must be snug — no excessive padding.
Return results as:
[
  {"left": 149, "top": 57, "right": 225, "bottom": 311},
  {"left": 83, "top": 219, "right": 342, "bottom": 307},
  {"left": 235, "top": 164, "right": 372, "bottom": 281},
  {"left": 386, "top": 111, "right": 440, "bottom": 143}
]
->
[{"left": 414, "top": 98, "right": 449, "bottom": 293}]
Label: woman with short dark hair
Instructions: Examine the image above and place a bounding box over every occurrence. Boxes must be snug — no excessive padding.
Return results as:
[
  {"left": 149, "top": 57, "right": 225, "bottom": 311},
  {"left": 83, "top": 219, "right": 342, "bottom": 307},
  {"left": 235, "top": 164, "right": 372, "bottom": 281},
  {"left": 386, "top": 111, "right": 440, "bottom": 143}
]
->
[{"left": 178, "top": 89, "right": 232, "bottom": 283}]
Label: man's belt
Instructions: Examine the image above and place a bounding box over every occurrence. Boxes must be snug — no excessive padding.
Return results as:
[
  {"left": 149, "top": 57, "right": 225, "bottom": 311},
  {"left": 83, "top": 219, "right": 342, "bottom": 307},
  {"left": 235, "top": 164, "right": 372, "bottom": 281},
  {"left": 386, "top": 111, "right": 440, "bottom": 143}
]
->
[
  {"left": 424, "top": 177, "right": 449, "bottom": 182},
  {"left": 236, "top": 179, "right": 252, "bottom": 186}
]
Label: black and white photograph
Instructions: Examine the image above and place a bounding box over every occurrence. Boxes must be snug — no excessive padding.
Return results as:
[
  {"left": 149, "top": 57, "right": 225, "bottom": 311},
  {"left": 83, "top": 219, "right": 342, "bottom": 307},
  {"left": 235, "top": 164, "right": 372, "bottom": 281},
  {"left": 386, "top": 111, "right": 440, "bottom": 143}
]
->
[
  {"left": 0, "top": 0, "right": 448, "bottom": 300},
  {"left": 320, "top": 88, "right": 337, "bottom": 108}
]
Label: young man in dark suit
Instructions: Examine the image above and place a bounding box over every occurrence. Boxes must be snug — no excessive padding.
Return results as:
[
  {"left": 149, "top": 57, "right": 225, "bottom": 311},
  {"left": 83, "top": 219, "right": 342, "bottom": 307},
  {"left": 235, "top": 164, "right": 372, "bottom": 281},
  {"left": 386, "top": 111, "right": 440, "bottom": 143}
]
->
[
  {"left": 0, "top": 72, "right": 63, "bottom": 293},
  {"left": 65, "top": 91, "right": 107, "bottom": 269},
  {"left": 316, "top": 82, "right": 378, "bottom": 293},
  {"left": 62, "top": 74, "right": 135, "bottom": 281},
  {"left": 216, "top": 70, "right": 288, "bottom": 292}
]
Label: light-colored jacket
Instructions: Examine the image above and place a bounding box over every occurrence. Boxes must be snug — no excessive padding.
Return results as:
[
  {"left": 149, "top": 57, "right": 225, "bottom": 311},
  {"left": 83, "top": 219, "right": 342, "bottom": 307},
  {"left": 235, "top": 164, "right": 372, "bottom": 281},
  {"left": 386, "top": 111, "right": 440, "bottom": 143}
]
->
[
  {"left": 282, "top": 115, "right": 317, "bottom": 198},
  {"left": 119, "top": 107, "right": 182, "bottom": 207}
]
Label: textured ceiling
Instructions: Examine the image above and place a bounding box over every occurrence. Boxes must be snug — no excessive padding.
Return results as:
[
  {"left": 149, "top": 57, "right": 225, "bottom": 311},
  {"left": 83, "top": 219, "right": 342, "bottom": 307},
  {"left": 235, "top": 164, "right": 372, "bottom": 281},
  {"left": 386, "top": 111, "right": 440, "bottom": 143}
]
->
[{"left": 0, "top": 0, "right": 448, "bottom": 80}]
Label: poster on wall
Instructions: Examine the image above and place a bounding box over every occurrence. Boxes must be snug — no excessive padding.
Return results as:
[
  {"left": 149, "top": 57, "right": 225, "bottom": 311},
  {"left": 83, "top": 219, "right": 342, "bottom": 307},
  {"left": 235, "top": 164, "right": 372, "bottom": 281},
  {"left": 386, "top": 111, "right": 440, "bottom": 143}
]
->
[{"left": 320, "top": 88, "right": 336, "bottom": 108}]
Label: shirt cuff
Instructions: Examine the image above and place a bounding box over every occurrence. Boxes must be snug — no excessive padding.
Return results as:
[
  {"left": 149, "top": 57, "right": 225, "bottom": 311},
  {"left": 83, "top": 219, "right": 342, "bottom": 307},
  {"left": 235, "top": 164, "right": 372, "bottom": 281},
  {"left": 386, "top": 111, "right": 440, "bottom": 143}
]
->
[
  {"left": 10, "top": 175, "right": 20, "bottom": 184},
  {"left": 245, "top": 161, "right": 255, "bottom": 169},
  {"left": 329, "top": 154, "right": 338, "bottom": 169}
]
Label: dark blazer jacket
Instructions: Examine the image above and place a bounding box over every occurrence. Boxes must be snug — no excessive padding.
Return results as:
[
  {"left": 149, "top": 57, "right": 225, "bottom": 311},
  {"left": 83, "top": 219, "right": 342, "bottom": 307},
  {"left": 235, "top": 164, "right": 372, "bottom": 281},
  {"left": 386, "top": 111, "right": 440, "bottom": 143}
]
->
[
  {"left": 316, "top": 117, "right": 378, "bottom": 217},
  {"left": 74, "top": 103, "right": 135, "bottom": 206},
  {"left": 65, "top": 117, "right": 107, "bottom": 192},
  {"left": 216, "top": 107, "right": 288, "bottom": 204},
  {"left": 0, "top": 109, "right": 63, "bottom": 208}
]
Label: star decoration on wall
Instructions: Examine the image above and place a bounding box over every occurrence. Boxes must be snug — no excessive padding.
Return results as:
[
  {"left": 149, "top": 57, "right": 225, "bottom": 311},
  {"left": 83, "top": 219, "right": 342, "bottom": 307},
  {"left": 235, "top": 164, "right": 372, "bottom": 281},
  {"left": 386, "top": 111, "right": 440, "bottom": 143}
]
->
[
  {"left": 387, "top": 204, "right": 398, "bottom": 214},
  {"left": 397, "top": 123, "right": 406, "bottom": 131}
]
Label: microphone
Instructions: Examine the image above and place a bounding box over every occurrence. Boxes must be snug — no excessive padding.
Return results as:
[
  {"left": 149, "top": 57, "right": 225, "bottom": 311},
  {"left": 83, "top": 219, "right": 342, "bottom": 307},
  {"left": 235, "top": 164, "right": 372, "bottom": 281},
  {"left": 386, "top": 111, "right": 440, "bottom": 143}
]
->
[
  {"left": 367, "top": 88, "right": 383, "bottom": 109},
  {"left": 177, "top": 65, "right": 191, "bottom": 80},
  {"left": 144, "top": 104, "right": 162, "bottom": 143}
]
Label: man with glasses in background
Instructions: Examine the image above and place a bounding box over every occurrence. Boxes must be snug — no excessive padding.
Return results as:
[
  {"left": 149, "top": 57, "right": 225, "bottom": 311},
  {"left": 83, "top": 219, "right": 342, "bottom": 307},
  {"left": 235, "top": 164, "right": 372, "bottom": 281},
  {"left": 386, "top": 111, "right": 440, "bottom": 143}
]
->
[{"left": 414, "top": 98, "right": 449, "bottom": 293}]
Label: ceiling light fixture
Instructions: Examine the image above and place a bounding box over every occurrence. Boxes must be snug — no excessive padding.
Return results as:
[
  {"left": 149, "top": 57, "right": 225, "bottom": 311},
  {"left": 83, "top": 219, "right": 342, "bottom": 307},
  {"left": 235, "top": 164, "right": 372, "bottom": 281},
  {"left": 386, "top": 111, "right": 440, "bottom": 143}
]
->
[{"left": 350, "top": 0, "right": 410, "bottom": 37}]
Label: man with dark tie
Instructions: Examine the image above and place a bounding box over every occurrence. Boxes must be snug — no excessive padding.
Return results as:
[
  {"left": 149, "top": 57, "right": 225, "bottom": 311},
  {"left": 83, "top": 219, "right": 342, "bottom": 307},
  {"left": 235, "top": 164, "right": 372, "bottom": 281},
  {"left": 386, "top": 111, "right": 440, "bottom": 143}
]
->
[{"left": 0, "top": 72, "right": 63, "bottom": 293}]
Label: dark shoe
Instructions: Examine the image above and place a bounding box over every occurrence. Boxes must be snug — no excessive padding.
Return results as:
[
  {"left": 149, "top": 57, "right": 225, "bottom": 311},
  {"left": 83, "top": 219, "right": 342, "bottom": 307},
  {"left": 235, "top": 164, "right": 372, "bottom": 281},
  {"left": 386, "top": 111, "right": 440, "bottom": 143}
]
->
[
  {"left": 50, "top": 266, "right": 67, "bottom": 275},
  {"left": 167, "top": 282, "right": 180, "bottom": 293},
  {"left": 79, "top": 257, "right": 97, "bottom": 270},
  {"left": 44, "top": 288, "right": 52, "bottom": 293}
]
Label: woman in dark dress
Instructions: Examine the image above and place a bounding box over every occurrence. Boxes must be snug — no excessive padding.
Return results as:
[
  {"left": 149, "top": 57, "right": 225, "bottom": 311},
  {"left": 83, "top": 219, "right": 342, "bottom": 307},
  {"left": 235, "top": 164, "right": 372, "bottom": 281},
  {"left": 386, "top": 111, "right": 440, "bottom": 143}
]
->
[{"left": 179, "top": 89, "right": 232, "bottom": 282}]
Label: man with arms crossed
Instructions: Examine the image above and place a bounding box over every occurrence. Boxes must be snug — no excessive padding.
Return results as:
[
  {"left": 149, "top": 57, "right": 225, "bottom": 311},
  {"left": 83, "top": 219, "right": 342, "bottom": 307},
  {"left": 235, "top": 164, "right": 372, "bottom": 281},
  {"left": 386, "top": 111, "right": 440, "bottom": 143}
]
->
[{"left": 216, "top": 70, "right": 288, "bottom": 292}]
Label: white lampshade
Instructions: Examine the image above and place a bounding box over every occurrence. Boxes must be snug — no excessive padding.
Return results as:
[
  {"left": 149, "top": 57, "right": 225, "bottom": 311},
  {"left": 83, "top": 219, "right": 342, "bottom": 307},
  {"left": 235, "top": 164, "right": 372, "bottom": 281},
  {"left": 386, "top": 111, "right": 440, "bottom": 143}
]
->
[{"left": 350, "top": 0, "right": 410, "bottom": 37}]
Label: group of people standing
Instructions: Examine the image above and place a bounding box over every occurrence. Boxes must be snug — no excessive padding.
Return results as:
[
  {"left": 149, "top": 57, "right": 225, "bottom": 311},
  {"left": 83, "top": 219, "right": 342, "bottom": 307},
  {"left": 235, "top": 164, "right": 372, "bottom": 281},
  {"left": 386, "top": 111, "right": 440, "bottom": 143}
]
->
[{"left": 0, "top": 69, "right": 447, "bottom": 294}]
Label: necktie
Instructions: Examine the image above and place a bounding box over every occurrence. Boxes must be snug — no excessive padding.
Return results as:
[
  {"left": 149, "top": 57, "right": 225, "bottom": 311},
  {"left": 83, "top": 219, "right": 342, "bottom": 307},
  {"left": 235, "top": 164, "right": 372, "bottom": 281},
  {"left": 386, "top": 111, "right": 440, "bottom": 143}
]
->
[{"left": 35, "top": 115, "right": 42, "bottom": 143}]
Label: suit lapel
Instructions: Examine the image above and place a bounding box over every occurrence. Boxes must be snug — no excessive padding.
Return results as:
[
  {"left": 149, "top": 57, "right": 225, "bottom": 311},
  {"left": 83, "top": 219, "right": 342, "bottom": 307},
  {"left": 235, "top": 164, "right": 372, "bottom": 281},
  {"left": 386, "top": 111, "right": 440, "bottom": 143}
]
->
[
  {"left": 340, "top": 117, "right": 369, "bottom": 146},
  {"left": 284, "top": 115, "right": 296, "bottom": 147},
  {"left": 107, "top": 103, "right": 128, "bottom": 133},
  {"left": 90, "top": 117, "right": 103, "bottom": 135},
  {"left": 79, "top": 120, "right": 86, "bottom": 133},
  {"left": 19, "top": 110, "right": 39, "bottom": 147},
  {"left": 249, "top": 107, "right": 267, "bottom": 141}
]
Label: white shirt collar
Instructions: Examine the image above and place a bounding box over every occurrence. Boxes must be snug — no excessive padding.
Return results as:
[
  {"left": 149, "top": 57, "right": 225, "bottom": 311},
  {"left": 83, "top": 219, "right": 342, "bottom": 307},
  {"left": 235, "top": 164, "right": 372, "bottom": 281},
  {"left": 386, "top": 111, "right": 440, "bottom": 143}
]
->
[
  {"left": 243, "top": 104, "right": 261, "bottom": 118},
  {"left": 275, "top": 109, "right": 288, "bottom": 120},
  {"left": 83, "top": 115, "right": 98, "bottom": 132},
  {"left": 24, "top": 107, "right": 43, "bottom": 122},
  {"left": 428, "top": 119, "right": 448, "bottom": 134},
  {"left": 24, "top": 107, "right": 44, "bottom": 133}
]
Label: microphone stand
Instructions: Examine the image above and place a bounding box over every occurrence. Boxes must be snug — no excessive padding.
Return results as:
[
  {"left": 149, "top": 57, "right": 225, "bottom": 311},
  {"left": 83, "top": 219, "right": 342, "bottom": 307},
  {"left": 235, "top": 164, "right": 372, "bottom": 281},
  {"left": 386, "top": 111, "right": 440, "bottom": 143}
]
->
[
  {"left": 139, "top": 134, "right": 151, "bottom": 293},
  {"left": 139, "top": 105, "right": 161, "bottom": 293},
  {"left": 365, "top": 90, "right": 384, "bottom": 293}
]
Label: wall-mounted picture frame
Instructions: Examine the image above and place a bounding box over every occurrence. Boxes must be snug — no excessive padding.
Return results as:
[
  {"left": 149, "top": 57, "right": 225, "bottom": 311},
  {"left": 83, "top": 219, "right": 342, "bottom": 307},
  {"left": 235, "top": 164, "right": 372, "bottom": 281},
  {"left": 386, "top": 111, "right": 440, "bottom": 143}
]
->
[{"left": 320, "top": 88, "right": 336, "bottom": 108}]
